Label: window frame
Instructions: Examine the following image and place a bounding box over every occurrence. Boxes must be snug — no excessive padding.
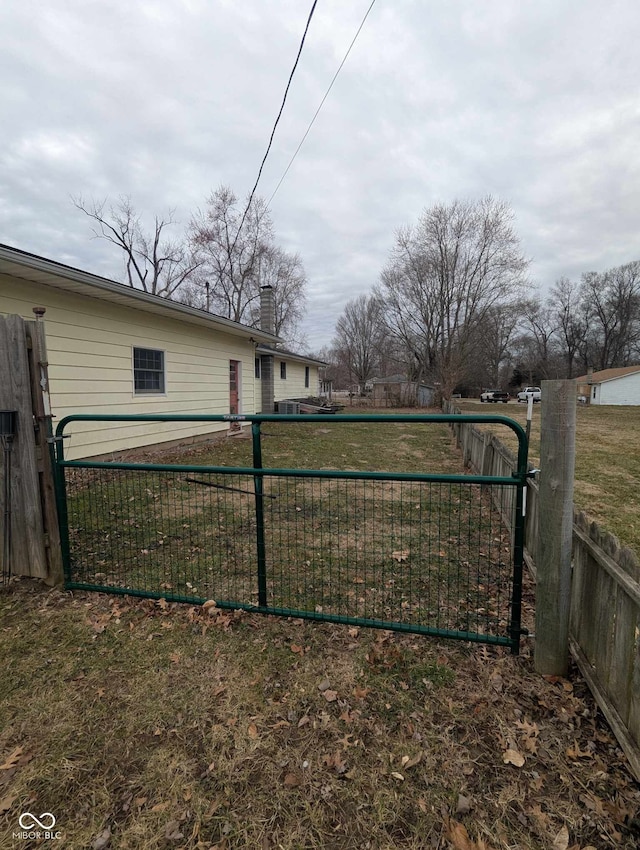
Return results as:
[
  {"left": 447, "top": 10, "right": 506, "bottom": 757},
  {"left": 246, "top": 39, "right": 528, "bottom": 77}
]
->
[
  {"left": 304, "top": 366, "right": 310, "bottom": 388},
  {"left": 280, "top": 361, "right": 287, "bottom": 380},
  {"left": 255, "top": 357, "right": 261, "bottom": 379},
  {"left": 132, "top": 346, "right": 166, "bottom": 395}
]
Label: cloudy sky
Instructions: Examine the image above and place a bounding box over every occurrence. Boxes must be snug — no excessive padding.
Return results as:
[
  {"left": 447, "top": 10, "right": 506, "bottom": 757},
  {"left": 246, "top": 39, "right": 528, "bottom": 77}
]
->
[{"left": 1, "top": 0, "right": 639, "bottom": 350}]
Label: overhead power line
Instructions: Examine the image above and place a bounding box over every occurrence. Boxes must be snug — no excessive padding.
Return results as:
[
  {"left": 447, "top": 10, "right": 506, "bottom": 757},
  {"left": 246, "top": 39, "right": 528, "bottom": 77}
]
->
[
  {"left": 267, "top": 0, "right": 378, "bottom": 206},
  {"left": 233, "top": 0, "right": 319, "bottom": 245}
]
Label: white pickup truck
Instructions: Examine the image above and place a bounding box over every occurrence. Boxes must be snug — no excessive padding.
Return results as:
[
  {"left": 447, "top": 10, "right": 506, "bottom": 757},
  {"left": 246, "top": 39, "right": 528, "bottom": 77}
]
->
[{"left": 517, "top": 386, "right": 541, "bottom": 403}]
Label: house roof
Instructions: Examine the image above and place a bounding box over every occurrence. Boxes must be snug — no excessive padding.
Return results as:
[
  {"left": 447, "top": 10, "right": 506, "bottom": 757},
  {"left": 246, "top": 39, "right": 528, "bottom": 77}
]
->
[
  {"left": 256, "top": 343, "right": 327, "bottom": 367},
  {"left": 0, "top": 242, "right": 281, "bottom": 344},
  {"left": 575, "top": 365, "right": 640, "bottom": 384}
]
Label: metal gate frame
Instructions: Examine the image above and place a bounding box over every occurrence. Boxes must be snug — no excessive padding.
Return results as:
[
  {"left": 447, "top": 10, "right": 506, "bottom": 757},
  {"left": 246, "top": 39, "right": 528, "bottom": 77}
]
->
[{"left": 52, "top": 413, "right": 529, "bottom": 653}]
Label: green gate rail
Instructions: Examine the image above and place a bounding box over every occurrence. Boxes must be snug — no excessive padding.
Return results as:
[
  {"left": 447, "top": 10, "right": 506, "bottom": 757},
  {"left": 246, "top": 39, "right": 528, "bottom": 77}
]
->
[{"left": 52, "top": 413, "right": 528, "bottom": 652}]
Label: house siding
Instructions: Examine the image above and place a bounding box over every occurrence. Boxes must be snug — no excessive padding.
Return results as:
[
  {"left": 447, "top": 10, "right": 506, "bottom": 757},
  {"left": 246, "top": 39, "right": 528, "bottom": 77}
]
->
[
  {"left": 1, "top": 275, "right": 259, "bottom": 458},
  {"left": 599, "top": 372, "right": 640, "bottom": 405},
  {"left": 275, "top": 360, "right": 318, "bottom": 401}
]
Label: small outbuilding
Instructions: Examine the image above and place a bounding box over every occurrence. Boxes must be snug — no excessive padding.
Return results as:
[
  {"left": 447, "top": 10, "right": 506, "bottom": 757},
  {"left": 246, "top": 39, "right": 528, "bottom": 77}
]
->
[
  {"left": 576, "top": 365, "right": 640, "bottom": 405},
  {"left": 372, "top": 375, "right": 435, "bottom": 407}
]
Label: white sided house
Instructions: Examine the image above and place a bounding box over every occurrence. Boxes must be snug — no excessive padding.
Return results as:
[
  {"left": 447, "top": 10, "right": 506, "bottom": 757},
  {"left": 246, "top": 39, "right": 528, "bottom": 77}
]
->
[
  {"left": 0, "top": 244, "right": 322, "bottom": 459},
  {"left": 576, "top": 366, "right": 640, "bottom": 406}
]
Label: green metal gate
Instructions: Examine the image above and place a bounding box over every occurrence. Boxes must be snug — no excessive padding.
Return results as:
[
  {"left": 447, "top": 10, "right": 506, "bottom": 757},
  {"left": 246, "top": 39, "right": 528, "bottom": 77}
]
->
[{"left": 52, "top": 413, "right": 528, "bottom": 652}]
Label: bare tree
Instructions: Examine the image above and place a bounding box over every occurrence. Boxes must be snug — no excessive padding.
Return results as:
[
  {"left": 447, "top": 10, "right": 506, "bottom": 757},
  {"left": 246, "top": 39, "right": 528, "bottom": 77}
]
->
[
  {"left": 188, "top": 186, "right": 269, "bottom": 323},
  {"left": 579, "top": 261, "right": 640, "bottom": 369},
  {"left": 312, "top": 344, "right": 351, "bottom": 390},
  {"left": 248, "top": 246, "right": 307, "bottom": 346},
  {"left": 548, "top": 277, "right": 585, "bottom": 377},
  {"left": 518, "top": 300, "right": 560, "bottom": 380},
  {"left": 333, "top": 294, "right": 384, "bottom": 394},
  {"left": 73, "top": 196, "right": 200, "bottom": 298},
  {"left": 467, "top": 301, "right": 523, "bottom": 388},
  {"left": 378, "top": 197, "right": 529, "bottom": 397},
  {"left": 188, "top": 186, "right": 308, "bottom": 344}
]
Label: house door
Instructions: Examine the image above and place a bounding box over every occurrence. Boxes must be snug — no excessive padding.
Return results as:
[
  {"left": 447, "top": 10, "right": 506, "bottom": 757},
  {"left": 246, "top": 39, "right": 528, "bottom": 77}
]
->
[{"left": 229, "top": 360, "right": 240, "bottom": 414}]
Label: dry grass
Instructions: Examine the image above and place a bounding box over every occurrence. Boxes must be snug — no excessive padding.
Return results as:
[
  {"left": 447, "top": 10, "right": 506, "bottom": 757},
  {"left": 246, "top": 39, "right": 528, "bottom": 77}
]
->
[
  {"left": 62, "top": 417, "right": 517, "bottom": 643},
  {"left": 456, "top": 401, "right": 640, "bottom": 557},
  {"left": 1, "top": 582, "right": 639, "bottom": 850},
  {"left": 1, "top": 409, "right": 639, "bottom": 848}
]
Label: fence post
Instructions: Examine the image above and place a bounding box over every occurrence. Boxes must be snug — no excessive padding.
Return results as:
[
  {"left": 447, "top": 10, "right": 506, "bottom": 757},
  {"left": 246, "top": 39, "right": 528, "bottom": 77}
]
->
[
  {"left": 251, "top": 421, "right": 268, "bottom": 607},
  {"left": 0, "top": 315, "right": 48, "bottom": 579},
  {"left": 25, "top": 313, "right": 64, "bottom": 585},
  {"left": 534, "top": 379, "right": 576, "bottom": 676}
]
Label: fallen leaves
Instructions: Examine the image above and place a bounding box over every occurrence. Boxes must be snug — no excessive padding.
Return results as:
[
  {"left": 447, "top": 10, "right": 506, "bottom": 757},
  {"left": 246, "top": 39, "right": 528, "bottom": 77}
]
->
[
  {"left": 515, "top": 718, "right": 540, "bottom": 753},
  {"left": 443, "top": 817, "right": 497, "bottom": 850},
  {"left": 318, "top": 679, "right": 338, "bottom": 701},
  {"left": 0, "top": 794, "right": 16, "bottom": 815},
  {"left": 391, "top": 550, "right": 410, "bottom": 562},
  {"left": 164, "top": 819, "right": 184, "bottom": 841},
  {"left": 0, "top": 746, "right": 32, "bottom": 788},
  {"left": 456, "top": 794, "right": 473, "bottom": 815},
  {"left": 502, "top": 748, "right": 525, "bottom": 768},
  {"left": 566, "top": 740, "right": 594, "bottom": 760},
  {"left": 92, "top": 827, "right": 112, "bottom": 850},
  {"left": 4, "top": 589, "right": 640, "bottom": 850},
  {"left": 322, "top": 749, "right": 348, "bottom": 775},
  {"left": 401, "top": 752, "right": 422, "bottom": 770},
  {"left": 0, "top": 747, "right": 23, "bottom": 772},
  {"left": 551, "top": 825, "right": 569, "bottom": 850}
]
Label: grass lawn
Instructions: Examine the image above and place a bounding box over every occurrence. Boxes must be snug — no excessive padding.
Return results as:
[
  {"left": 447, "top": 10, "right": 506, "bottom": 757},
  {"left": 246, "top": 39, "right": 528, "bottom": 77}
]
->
[
  {"left": 1, "top": 587, "right": 640, "bottom": 850},
  {"left": 63, "top": 418, "right": 518, "bottom": 645},
  {"left": 456, "top": 401, "right": 640, "bottom": 558},
  {"left": 1, "top": 413, "right": 639, "bottom": 849}
]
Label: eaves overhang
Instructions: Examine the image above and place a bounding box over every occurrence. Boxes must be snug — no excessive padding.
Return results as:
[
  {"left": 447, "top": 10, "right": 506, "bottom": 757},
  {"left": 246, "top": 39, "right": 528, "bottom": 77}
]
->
[
  {"left": 256, "top": 343, "right": 327, "bottom": 367},
  {"left": 0, "top": 243, "right": 282, "bottom": 344}
]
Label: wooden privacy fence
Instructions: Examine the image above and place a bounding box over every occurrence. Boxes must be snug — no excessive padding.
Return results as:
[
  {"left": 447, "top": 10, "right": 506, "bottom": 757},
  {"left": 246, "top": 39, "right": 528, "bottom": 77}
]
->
[
  {"left": 443, "top": 399, "right": 640, "bottom": 780},
  {"left": 0, "top": 314, "right": 62, "bottom": 584}
]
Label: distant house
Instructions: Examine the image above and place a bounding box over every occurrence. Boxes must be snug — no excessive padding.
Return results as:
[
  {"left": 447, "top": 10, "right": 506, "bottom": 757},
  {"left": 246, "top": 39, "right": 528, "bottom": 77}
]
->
[
  {"left": 576, "top": 366, "right": 640, "bottom": 405},
  {"left": 372, "top": 375, "right": 435, "bottom": 407},
  {"left": 0, "top": 244, "right": 322, "bottom": 458}
]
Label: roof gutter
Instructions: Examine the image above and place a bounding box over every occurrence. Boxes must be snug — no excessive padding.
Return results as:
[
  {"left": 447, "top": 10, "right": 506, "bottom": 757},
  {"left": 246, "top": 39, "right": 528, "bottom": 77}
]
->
[{"left": 0, "top": 243, "right": 281, "bottom": 344}]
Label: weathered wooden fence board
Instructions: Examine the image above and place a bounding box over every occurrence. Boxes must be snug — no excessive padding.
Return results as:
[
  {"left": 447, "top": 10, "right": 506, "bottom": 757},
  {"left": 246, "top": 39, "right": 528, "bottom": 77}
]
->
[
  {"left": 0, "top": 315, "right": 48, "bottom": 578},
  {"left": 443, "top": 399, "right": 640, "bottom": 781}
]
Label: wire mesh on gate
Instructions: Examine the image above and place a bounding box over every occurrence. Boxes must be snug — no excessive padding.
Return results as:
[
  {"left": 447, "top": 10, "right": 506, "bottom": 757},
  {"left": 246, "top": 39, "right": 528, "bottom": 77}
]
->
[
  {"left": 55, "top": 411, "right": 528, "bottom": 651},
  {"left": 63, "top": 466, "right": 516, "bottom": 642},
  {"left": 64, "top": 467, "right": 257, "bottom": 603},
  {"left": 263, "top": 476, "right": 514, "bottom": 640}
]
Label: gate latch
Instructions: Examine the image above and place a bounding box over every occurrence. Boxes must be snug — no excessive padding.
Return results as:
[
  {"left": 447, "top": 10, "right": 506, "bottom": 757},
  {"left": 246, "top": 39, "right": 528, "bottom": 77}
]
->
[{"left": 527, "top": 467, "right": 540, "bottom": 478}]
